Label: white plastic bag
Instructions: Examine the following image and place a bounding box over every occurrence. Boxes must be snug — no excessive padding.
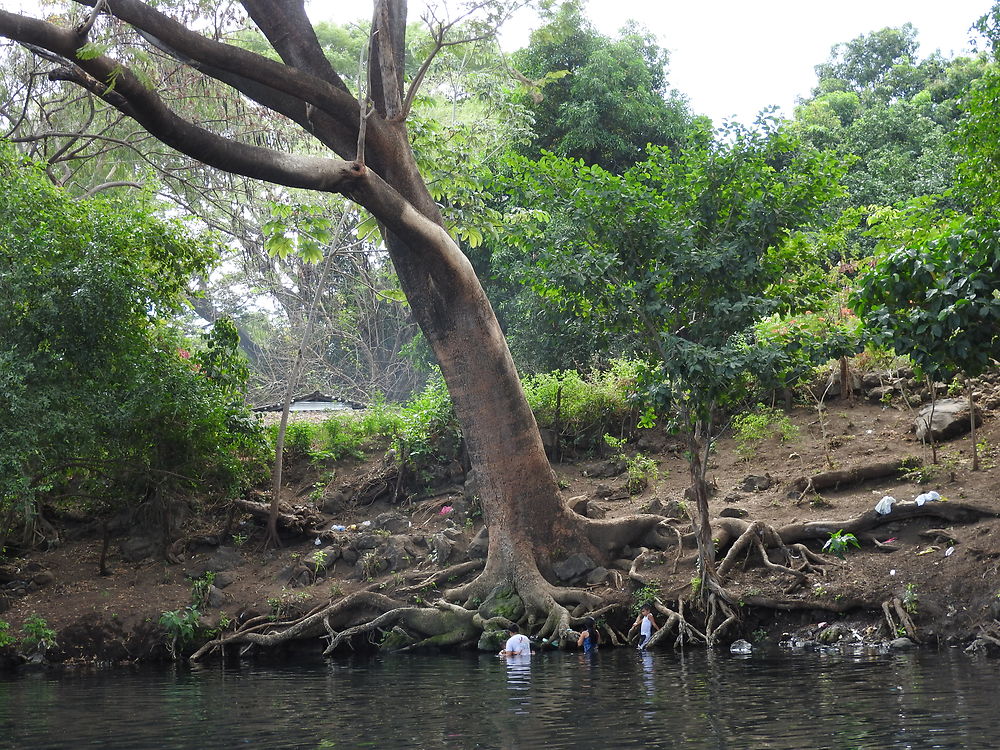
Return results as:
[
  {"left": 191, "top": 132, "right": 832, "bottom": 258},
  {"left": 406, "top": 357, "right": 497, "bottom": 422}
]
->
[{"left": 875, "top": 495, "right": 895, "bottom": 515}]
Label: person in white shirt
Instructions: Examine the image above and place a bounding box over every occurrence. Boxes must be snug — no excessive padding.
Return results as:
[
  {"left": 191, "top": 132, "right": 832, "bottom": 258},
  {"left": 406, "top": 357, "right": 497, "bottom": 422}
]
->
[
  {"left": 631, "top": 604, "right": 660, "bottom": 650},
  {"left": 498, "top": 623, "right": 532, "bottom": 657}
]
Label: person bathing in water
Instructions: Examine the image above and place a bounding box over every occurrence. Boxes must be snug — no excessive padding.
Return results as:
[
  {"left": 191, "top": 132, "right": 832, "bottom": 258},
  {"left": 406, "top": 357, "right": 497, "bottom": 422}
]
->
[
  {"left": 577, "top": 618, "right": 600, "bottom": 654},
  {"left": 499, "top": 623, "right": 532, "bottom": 657}
]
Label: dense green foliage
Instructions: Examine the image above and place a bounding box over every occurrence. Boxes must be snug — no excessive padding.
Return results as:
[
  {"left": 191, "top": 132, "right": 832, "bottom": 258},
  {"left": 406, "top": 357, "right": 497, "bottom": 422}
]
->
[
  {"left": 853, "top": 210, "right": 1000, "bottom": 380},
  {"left": 850, "top": 5, "right": 1000, "bottom": 383},
  {"left": 499, "top": 121, "right": 845, "bottom": 425},
  {"left": 512, "top": 0, "right": 691, "bottom": 173},
  {"left": 0, "top": 145, "right": 265, "bottom": 544}
]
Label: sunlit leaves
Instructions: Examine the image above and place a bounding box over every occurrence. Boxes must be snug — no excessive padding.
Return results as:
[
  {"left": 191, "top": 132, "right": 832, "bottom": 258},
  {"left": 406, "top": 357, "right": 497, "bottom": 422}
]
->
[{"left": 262, "top": 201, "right": 341, "bottom": 263}]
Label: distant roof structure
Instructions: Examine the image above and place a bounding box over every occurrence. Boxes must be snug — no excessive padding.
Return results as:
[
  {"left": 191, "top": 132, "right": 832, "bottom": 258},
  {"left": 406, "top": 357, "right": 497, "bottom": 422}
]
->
[{"left": 254, "top": 390, "right": 365, "bottom": 412}]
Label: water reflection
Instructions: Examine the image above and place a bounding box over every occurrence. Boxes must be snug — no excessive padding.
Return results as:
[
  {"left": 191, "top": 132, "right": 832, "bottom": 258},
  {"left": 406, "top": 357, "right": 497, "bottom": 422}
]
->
[{"left": 1, "top": 649, "right": 999, "bottom": 749}]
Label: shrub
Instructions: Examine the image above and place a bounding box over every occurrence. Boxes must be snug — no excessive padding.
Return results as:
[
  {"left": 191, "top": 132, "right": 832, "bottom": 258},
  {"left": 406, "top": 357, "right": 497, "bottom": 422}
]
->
[
  {"left": 276, "top": 421, "right": 320, "bottom": 461},
  {"left": 523, "top": 359, "right": 642, "bottom": 447},
  {"left": 20, "top": 614, "right": 57, "bottom": 652},
  {"left": 604, "top": 435, "right": 661, "bottom": 494},
  {"left": 0, "top": 620, "right": 15, "bottom": 649},
  {"left": 396, "top": 372, "right": 461, "bottom": 468},
  {"left": 732, "top": 405, "right": 798, "bottom": 459},
  {"left": 822, "top": 529, "right": 860, "bottom": 560},
  {"left": 0, "top": 146, "right": 265, "bottom": 544},
  {"left": 159, "top": 606, "right": 202, "bottom": 659}
]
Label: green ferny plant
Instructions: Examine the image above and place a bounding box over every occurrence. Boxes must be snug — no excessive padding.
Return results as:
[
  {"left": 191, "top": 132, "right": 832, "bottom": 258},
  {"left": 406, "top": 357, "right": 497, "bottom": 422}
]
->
[
  {"left": 20, "top": 614, "right": 57, "bottom": 653},
  {"left": 159, "top": 606, "right": 202, "bottom": 659},
  {"left": 822, "top": 529, "right": 861, "bottom": 560},
  {"left": 631, "top": 582, "right": 661, "bottom": 614}
]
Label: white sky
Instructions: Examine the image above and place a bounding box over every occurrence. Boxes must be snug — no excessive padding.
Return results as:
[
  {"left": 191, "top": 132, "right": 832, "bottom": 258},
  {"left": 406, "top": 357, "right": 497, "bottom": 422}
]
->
[{"left": 311, "top": 0, "right": 994, "bottom": 124}]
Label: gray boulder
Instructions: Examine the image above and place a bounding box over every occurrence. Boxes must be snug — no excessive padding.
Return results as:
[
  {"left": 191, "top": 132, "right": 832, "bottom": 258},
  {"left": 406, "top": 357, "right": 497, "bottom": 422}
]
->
[
  {"left": 915, "top": 398, "right": 982, "bottom": 442},
  {"left": 213, "top": 571, "right": 236, "bottom": 589},
  {"left": 719, "top": 507, "right": 749, "bottom": 519},
  {"left": 120, "top": 536, "right": 159, "bottom": 563},
  {"left": 185, "top": 546, "right": 242, "bottom": 578},
  {"left": 431, "top": 532, "right": 454, "bottom": 564},
  {"left": 206, "top": 585, "right": 227, "bottom": 608},
  {"left": 740, "top": 474, "right": 772, "bottom": 492},
  {"left": 468, "top": 526, "right": 489, "bottom": 560},
  {"left": 373, "top": 512, "right": 410, "bottom": 534},
  {"left": 585, "top": 567, "right": 610, "bottom": 585},
  {"left": 384, "top": 535, "right": 420, "bottom": 571},
  {"left": 552, "top": 553, "right": 596, "bottom": 582}
]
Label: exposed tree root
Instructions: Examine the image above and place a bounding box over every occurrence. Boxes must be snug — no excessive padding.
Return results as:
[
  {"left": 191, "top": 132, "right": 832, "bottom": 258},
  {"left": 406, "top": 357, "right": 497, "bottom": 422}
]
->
[
  {"left": 882, "top": 598, "right": 919, "bottom": 642},
  {"left": 776, "top": 500, "right": 995, "bottom": 544},
  {"left": 966, "top": 621, "right": 1000, "bottom": 653},
  {"left": 788, "top": 457, "right": 920, "bottom": 494},
  {"left": 395, "top": 560, "right": 484, "bottom": 596},
  {"left": 189, "top": 494, "right": 998, "bottom": 663},
  {"left": 642, "top": 598, "right": 708, "bottom": 648},
  {"left": 584, "top": 514, "right": 675, "bottom": 557},
  {"left": 713, "top": 501, "right": 994, "bottom": 553},
  {"left": 628, "top": 549, "right": 664, "bottom": 587},
  {"left": 233, "top": 496, "right": 324, "bottom": 536},
  {"left": 190, "top": 589, "right": 400, "bottom": 661},
  {"left": 740, "top": 594, "right": 874, "bottom": 613}
]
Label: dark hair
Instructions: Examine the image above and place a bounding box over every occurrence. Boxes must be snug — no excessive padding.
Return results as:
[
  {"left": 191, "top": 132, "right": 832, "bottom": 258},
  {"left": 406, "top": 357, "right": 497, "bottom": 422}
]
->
[
  {"left": 508, "top": 623, "right": 519, "bottom": 634},
  {"left": 641, "top": 603, "right": 652, "bottom": 613},
  {"left": 584, "top": 618, "right": 599, "bottom": 646}
]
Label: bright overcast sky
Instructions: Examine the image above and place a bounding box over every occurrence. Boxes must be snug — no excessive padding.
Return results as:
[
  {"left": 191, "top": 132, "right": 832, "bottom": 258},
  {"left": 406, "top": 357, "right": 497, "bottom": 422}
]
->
[{"left": 311, "top": 0, "right": 994, "bottom": 125}]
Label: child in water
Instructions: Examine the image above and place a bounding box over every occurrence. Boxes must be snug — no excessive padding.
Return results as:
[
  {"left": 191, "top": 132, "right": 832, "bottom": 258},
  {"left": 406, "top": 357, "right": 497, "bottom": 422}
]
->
[{"left": 632, "top": 604, "right": 659, "bottom": 650}]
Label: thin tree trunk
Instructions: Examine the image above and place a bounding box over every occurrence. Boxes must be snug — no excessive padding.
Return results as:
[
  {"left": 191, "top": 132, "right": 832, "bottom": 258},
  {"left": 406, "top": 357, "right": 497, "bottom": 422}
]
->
[
  {"left": 267, "top": 209, "right": 349, "bottom": 547},
  {"left": 926, "top": 376, "right": 938, "bottom": 465},
  {"left": 968, "top": 376, "right": 979, "bottom": 471},
  {"left": 687, "top": 417, "right": 718, "bottom": 600},
  {"left": 839, "top": 356, "right": 853, "bottom": 404}
]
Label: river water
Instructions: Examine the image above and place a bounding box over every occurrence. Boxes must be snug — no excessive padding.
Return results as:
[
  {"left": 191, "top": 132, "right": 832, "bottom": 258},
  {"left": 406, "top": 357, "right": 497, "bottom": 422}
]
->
[{"left": 1, "top": 648, "right": 998, "bottom": 749}]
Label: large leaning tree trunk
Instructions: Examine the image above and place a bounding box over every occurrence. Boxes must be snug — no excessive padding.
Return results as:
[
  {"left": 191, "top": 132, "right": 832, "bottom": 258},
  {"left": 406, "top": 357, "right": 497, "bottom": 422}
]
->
[{"left": 0, "top": 0, "right": 664, "bottom": 638}]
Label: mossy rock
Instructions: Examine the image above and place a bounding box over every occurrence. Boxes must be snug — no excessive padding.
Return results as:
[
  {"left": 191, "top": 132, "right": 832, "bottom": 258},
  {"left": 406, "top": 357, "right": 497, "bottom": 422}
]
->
[
  {"left": 478, "top": 629, "right": 506, "bottom": 652},
  {"left": 478, "top": 587, "right": 524, "bottom": 621},
  {"left": 379, "top": 628, "right": 417, "bottom": 651}
]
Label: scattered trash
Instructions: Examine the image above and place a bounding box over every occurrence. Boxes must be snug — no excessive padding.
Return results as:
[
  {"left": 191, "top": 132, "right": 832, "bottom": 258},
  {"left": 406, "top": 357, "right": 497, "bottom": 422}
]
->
[
  {"left": 440, "top": 505, "right": 454, "bottom": 515},
  {"left": 314, "top": 538, "right": 322, "bottom": 545},
  {"left": 945, "top": 546, "right": 955, "bottom": 557},
  {"left": 915, "top": 490, "right": 942, "bottom": 506},
  {"left": 330, "top": 524, "right": 347, "bottom": 532},
  {"left": 916, "top": 546, "right": 939, "bottom": 556},
  {"left": 875, "top": 495, "right": 896, "bottom": 515},
  {"left": 890, "top": 569, "right": 897, "bottom": 576},
  {"left": 360, "top": 520, "right": 372, "bottom": 527}
]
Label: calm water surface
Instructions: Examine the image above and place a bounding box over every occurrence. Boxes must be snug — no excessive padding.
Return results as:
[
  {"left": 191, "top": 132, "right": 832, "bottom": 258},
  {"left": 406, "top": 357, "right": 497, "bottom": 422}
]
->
[{"left": 1, "top": 648, "right": 998, "bottom": 749}]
